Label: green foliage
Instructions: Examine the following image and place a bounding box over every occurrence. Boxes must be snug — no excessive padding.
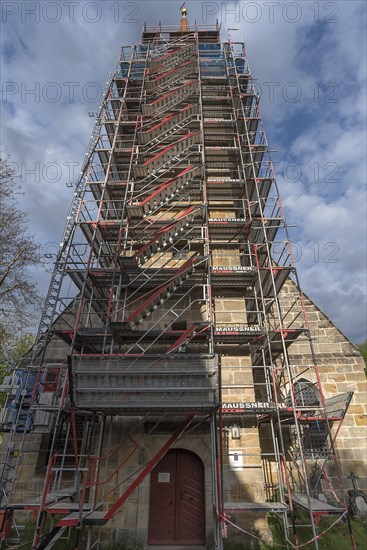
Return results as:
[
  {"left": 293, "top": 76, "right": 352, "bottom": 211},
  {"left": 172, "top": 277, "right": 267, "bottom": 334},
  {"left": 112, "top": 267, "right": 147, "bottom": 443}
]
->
[
  {"left": 0, "top": 332, "right": 35, "bottom": 377},
  {"left": 356, "top": 338, "right": 367, "bottom": 357},
  {"left": 356, "top": 338, "right": 367, "bottom": 378},
  {"left": 12, "top": 521, "right": 130, "bottom": 549},
  {"left": 1, "top": 333, "right": 35, "bottom": 368},
  {"left": 0, "top": 332, "right": 35, "bottom": 406},
  {"left": 9, "top": 519, "right": 77, "bottom": 549},
  {"left": 224, "top": 513, "right": 367, "bottom": 550},
  {"left": 12, "top": 515, "right": 367, "bottom": 550}
]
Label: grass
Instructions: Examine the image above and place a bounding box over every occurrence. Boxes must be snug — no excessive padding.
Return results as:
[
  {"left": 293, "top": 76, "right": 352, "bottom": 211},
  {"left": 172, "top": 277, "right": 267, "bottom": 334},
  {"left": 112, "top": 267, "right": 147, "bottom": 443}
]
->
[
  {"left": 271, "top": 512, "right": 366, "bottom": 550},
  {"left": 8, "top": 520, "right": 130, "bottom": 550},
  {"left": 224, "top": 512, "right": 367, "bottom": 549},
  {"left": 8, "top": 519, "right": 77, "bottom": 549},
  {"left": 11, "top": 514, "right": 367, "bottom": 549}
]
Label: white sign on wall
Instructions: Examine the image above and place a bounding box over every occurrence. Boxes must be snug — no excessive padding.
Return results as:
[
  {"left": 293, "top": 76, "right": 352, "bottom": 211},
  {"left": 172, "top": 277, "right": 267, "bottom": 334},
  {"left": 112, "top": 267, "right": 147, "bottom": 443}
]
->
[
  {"left": 158, "top": 472, "right": 170, "bottom": 483},
  {"left": 229, "top": 450, "right": 243, "bottom": 471}
]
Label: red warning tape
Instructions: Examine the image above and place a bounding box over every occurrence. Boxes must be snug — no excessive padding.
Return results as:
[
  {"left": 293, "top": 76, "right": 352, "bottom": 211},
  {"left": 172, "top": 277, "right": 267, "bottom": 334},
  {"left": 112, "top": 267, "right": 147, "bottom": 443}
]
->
[{"left": 222, "top": 510, "right": 348, "bottom": 548}]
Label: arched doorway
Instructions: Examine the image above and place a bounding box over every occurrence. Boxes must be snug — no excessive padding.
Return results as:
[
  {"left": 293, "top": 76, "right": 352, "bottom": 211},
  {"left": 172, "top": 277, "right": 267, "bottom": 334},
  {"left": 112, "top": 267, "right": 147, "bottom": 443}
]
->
[{"left": 148, "top": 448, "right": 206, "bottom": 546}]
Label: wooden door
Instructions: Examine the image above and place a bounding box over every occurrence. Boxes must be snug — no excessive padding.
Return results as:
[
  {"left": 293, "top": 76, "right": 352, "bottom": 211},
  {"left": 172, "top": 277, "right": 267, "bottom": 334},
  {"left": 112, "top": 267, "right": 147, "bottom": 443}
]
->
[{"left": 148, "top": 449, "right": 206, "bottom": 545}]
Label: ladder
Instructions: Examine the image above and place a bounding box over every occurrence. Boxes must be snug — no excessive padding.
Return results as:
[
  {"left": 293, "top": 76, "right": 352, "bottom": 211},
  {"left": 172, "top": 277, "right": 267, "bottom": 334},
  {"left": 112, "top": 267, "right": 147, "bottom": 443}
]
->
[{"left": 0, "top": 71, "right": 116, "bottom": 512}]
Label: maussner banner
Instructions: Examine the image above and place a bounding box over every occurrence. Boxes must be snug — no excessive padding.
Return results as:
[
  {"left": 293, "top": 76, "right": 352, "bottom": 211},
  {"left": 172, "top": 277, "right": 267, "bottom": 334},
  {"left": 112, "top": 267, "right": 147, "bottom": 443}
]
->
[{"left": 222, "top": 402, "right": 288, "bottom": 413}]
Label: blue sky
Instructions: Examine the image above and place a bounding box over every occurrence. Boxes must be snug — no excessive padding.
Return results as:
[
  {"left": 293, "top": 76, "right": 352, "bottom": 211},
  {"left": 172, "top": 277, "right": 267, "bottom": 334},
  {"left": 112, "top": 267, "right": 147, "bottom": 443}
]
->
[{"left": 1, "top": 0, "right": 366, "bottom": 342}]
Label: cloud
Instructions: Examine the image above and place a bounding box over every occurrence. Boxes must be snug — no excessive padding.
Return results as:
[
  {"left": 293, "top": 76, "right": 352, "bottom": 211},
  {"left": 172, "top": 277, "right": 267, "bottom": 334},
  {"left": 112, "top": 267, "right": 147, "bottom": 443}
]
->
[{"left": 1, "top": 0, "right": 366, "bottom": 342}]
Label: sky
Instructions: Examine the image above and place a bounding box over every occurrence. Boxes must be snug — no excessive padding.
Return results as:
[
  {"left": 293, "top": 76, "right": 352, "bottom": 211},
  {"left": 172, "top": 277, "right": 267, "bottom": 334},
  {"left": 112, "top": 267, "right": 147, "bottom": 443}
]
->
[{"left": 1, "top": 0, "right": 366, "bottom": 342}]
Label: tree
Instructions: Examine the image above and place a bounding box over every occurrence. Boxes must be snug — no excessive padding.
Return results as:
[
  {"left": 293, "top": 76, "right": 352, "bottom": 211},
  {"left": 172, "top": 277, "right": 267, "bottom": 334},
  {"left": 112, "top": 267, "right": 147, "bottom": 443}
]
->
[
  {"left": 0, "top": 332, "right": 35, "bottom": 371},
  {"left": 356, "top": 339, "right": 367, "bottom": 377},
  {"left": 0, "top": 332, "right": 35, "bottom": 406},
  {"left": 0, "top": 155, "right": 43, "bottom": 333}
]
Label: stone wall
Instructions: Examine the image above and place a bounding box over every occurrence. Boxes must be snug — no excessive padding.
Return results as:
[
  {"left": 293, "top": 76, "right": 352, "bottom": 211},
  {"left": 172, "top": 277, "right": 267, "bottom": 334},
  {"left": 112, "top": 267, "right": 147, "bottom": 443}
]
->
[{"left": 281, "top": 279, "right": 367, "bottom": 489}]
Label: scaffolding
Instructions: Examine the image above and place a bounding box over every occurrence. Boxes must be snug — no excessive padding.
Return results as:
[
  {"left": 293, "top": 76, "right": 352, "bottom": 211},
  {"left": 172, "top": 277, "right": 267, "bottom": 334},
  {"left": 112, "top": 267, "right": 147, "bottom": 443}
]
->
[{"left": 0, "top": 18, "right": 355, "bottom": 550}]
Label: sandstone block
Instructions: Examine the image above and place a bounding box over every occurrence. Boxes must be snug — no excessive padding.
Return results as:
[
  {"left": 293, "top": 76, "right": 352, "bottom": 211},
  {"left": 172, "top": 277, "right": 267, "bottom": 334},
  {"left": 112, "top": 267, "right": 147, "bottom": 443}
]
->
[{"left": 355, "top": 415, "right": 367, "bottom": 426}]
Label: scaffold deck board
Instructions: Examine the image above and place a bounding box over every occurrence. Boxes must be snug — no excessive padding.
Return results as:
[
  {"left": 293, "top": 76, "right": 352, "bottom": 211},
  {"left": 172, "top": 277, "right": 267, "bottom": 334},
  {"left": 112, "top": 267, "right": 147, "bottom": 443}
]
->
[
  {"left": 57, "top": 510, "right": 108, "bottom": 527},
  {"left": 46, "top": 502, "right": 99, "bottom": 514},
  {"left": 291, "top": 494, "right": 345, "bottom": 514},
  {"left": 224, "top": 502, "right": 288, "bottom": 512}
]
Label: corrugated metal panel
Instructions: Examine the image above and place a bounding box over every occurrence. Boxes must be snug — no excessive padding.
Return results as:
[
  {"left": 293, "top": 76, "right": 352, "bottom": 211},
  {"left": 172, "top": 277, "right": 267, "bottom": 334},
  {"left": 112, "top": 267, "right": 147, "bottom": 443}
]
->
[{"left": 71, "top": 354, "right": 219, "bottom": 411}]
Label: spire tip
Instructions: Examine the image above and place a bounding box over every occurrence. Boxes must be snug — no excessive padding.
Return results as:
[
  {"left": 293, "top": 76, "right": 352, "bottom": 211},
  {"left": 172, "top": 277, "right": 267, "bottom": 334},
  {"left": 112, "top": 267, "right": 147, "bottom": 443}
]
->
[
  {"left": 179, "top": 3, "right": 189, "bottom": 31},
  {"left": 180, "top": 3, "right": 187, "bottom": 17}
]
